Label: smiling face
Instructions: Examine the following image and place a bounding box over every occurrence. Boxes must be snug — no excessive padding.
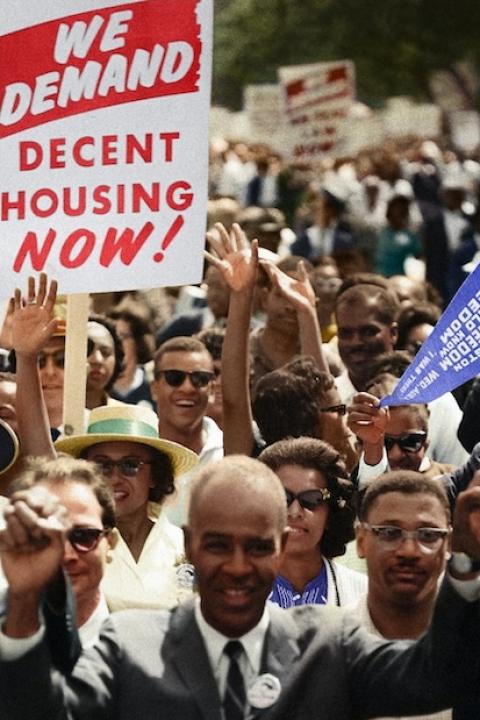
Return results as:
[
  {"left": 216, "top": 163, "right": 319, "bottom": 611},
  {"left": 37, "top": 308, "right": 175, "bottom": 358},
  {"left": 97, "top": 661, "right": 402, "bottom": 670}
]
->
[
  {"left": 384, "top": 406, "right": 428, "bottom": 471},
  {"left": 185, "top": 473, "right": 287, "bottom": 637},
  {"left": 336, "top": 297, "right": 398, "bottom": 389},
  {"left": 356, "top": 491, "right": 449, "bottom": 609},
  {"left": 153, "top": 350, "right": 214, "bottom": 437},
  {"left": 276, "top": 464, "right": 329, "bottom": 559},
  {"left": 84, "top": 440, "right": 154, "bottom": 520}
]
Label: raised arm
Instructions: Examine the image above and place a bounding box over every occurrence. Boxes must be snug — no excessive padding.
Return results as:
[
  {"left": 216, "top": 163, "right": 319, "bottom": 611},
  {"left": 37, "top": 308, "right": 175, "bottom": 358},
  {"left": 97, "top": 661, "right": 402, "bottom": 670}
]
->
[
  {"left": 260, "top": 260, "right": 329, "bottom": 375},
  {"left": 205, "top": 222, "right": 258, "bottom": 455},
  {"left": 12, "top": 274, "right": 62, "bottom": 458}
]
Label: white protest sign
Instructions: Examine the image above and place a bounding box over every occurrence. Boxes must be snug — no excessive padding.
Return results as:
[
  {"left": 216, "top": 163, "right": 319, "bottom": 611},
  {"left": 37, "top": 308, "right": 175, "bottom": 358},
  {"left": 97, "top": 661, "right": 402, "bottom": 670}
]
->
[
  {"left": 0, "top": 0, "right": 213, "bottom": 300},
  {"left": 278, "top": 60, "right": 355, "bottom": 161}
]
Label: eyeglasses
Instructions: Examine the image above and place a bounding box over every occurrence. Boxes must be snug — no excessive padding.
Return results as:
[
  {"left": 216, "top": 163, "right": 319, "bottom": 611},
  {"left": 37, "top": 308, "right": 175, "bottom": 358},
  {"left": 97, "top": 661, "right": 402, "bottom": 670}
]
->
[
  {"left": 67, "top": 527, "right": 110, "bottom": 553},
  {"left": 384, "top": 432, "right": 427, "bottom": 453},
  {"left": 154, "top": 369, "right": 214, "bottom": 389},
  {"left": 285, "top": 488, "right": 331, "bottom": 511},
  {"left": 361, "top": 523, "right": 450, "bottom": 554},
  {"left": 319, "top": 404, "right": 346, "bottom": 415},
  {"left": 87, "top": 339, "right": 114, "bottom": 359},
  {"left": 37, "top": 350, "right": 65, "bottom": 369},
  {"left": 92, "top": 457, "right": 152, "bottom": 477}
]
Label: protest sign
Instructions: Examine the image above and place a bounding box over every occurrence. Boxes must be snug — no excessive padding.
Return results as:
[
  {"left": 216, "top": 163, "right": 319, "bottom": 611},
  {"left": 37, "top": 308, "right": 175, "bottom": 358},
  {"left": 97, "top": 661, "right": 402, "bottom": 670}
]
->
[
  {"left": 381, "top": 263, "right": 480, "bottom": 407},
  {"left": 0, "top": 0, "right": 213, "bottom": 300},
  {"left": 278, "top": 60, "right": 355, "bottom": 161}
]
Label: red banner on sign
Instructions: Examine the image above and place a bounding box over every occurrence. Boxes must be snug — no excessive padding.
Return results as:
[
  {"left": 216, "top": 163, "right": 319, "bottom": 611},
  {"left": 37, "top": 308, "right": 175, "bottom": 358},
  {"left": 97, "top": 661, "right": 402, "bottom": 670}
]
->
[{"left": 0, "top": 0, "right": 201, "bottom": 138}]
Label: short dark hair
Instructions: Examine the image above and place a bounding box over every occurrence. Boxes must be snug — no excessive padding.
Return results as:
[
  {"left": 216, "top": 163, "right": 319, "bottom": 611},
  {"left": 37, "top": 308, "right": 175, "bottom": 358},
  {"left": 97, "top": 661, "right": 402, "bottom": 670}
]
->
[
  {"left": 253, "top": 356, "right": 335, "bottom": 445},
  {"left": 259, "top": 437, "right": 356, "bottom": 558},
  {"left": 359, "top": 470, "right": 451, "bottom": 523},
  {"left": 109, "top": 304, "right": 155, "bottom": 365},
  {"left": 336, "top": 284, "right": 399, "bottom": 325},
  {"left": 154, "top": 336, "right": 213, "bottom": 374},
  {"left": 396, "top": 303, "right": 441, "bottom": 351},
  {"left": 196, "top": 327, "right": 225, "bottom": 361},
  {"left": 88, "top": 314, "right": 125, "bottom": 391},
  {"left": 9, "top": 454, "right": 116, "bottom": 529}
]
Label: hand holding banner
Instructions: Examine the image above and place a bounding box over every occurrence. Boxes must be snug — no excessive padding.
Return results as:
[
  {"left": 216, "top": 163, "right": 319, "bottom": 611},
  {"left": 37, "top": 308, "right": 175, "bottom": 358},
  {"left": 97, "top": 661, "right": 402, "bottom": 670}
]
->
[{"left": 381, "top": 263, "right": 480, "bottom": 407}]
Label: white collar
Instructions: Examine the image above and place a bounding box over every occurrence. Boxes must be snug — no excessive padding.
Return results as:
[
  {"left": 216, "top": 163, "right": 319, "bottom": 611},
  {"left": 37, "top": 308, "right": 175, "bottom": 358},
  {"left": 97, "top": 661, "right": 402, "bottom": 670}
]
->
[{"left": 194, "top": 597, "right": 269, "bottom": 676}]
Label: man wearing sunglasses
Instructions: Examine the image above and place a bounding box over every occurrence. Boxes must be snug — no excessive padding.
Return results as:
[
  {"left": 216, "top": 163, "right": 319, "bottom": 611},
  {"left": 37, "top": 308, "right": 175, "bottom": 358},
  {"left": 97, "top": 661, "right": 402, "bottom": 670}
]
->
[
  {"left": 152, "top": 336, "right": 224, "bottom": 526},
  {"left": 2, "top": 455, "right": 480, "bottom": 719},
  {"left": 353, "top": 471, "right": 452, "bottom": 720},
  {"left": 3, "top": 455, "right": 117, "bottom": 650},
  {"left": 348, "top": 382, "right": 457, "bottom": 488}
]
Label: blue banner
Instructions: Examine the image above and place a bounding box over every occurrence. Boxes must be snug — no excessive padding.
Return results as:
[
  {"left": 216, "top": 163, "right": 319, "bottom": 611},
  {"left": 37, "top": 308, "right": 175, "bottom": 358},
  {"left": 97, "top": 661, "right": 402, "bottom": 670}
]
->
[{"left": 380, "top": 263, "right": 480, "bottom": 407}]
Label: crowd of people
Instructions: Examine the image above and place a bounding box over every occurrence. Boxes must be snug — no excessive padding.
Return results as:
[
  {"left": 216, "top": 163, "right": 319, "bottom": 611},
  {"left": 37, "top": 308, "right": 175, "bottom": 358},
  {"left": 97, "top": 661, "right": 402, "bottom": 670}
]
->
[{"left": 1, "top": 133, "right": 480, "bottom": 719}]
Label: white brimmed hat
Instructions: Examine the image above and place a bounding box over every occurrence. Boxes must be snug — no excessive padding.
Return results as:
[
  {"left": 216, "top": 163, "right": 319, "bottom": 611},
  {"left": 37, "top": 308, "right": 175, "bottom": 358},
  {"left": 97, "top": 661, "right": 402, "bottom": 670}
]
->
[{"left": 55, "top": 405, "right": 198, "bottom": 476}]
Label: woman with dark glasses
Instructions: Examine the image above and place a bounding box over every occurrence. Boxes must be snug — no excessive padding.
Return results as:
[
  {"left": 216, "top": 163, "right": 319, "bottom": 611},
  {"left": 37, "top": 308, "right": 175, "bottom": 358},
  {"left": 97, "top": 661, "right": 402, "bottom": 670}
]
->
[
  {"left": 259, "top": 437, "right": 367, "bottom": 608},
  {"left": 56, "top": 404, "right": 198, "bottom": 612}
]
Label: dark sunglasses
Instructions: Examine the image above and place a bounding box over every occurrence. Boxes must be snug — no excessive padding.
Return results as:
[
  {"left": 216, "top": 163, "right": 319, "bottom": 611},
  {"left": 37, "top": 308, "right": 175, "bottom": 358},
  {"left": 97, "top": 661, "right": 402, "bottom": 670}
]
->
[
  {"left": 93, "top": 457, "right": 152, "bottom": 477},
  {"left": 67, "top": 527, "right": 110, "bottom": 553},
  {"left": 37, "top": 350, "right": 65, "bottom": 369},
  {"left": 319, "top": 404, "right": 346, "bottom": 415},
  {"left": 285, "top": 488, "right": 331, "bottom": 511},
  {"left": 154, "top": 369, "right": 214, "bottom": 389},
  {"left": 384, "top": 431, "right": 427, "bottom": 453}
]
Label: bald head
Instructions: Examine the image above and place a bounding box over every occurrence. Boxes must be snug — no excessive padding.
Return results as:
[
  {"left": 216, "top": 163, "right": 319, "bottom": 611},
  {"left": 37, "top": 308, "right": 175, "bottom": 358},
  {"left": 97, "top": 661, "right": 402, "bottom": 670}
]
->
[{"left": 188, "top": 455, "right": 287, "bottom": 534}]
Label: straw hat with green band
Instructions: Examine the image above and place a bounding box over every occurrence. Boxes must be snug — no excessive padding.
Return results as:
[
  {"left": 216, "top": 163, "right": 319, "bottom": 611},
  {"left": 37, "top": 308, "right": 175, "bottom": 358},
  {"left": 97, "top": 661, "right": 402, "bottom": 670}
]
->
[{"left": 55, "top": 405, "right": 198, "bottom": 477}]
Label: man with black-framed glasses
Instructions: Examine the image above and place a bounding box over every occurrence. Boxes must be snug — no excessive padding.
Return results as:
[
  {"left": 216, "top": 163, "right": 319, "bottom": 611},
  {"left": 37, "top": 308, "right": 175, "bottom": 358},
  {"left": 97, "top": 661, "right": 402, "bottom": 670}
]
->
[{"left": 353, "top": 470, "right": 452, "bottom": 720}]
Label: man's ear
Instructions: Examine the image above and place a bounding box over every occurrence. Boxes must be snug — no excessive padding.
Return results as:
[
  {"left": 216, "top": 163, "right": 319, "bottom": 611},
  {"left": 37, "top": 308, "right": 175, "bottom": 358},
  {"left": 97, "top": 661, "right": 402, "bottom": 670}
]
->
[
  {"left": 183, "top": 525, "right": 193, "bottom": 563},
  {"left": 355, "top": 523, "right": 367, "bottom": 559},
  {"left": 106, "top": 528, "right": 120, "bottom": 561}
]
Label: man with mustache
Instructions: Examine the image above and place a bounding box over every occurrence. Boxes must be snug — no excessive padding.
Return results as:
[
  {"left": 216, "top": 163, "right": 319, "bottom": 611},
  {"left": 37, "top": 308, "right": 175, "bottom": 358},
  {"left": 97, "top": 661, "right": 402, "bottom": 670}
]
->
[{"left": 354, "top": 470, "right": 452, "bottom": 720}]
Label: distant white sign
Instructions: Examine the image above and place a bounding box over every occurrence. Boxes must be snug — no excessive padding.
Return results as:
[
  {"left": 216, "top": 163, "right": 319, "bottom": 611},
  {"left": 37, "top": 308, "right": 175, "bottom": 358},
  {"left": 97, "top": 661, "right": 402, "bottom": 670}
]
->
[
  {"left": 278, "top": 60, "right": 355, "bottom": 161},
  {"left": 0, "top": 0, "right": 213, "bottom": 299}
]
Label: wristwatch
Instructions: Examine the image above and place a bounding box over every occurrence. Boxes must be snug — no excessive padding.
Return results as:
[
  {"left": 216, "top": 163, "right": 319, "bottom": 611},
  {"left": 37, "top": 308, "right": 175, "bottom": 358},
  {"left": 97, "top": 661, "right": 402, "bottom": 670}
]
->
[{"left": 448, "top": 552, "right": 480, "bottom": 575}]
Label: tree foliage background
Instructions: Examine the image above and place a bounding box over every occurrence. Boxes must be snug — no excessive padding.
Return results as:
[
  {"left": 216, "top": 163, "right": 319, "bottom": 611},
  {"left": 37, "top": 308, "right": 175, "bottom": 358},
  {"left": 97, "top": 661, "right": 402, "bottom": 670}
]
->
[{"left": 213, "top": 0, "right": 480, "bottom": 110}]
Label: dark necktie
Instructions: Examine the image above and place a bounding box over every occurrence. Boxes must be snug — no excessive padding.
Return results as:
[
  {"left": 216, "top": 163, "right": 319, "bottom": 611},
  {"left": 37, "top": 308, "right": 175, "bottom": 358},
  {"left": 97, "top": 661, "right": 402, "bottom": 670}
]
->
[{"left": 223, "top": 640, "right": 246, "bottom": 720}]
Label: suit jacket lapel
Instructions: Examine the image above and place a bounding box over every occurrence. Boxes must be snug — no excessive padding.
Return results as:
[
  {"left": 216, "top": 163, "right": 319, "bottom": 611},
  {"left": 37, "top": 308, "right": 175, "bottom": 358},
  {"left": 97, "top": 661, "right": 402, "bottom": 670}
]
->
[
  {"left": 169, "top": 601, "right": 223, "bottom": 720},
  {"left": 249, "top": 606, "right": 301, "bottom": 719}
]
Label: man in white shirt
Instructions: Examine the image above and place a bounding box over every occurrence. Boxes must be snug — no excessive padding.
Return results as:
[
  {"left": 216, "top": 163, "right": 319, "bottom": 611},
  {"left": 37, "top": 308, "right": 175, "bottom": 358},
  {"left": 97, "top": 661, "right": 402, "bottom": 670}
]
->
[
  {"left": 353, "top": 471, "right": 453, "bottom": 720},
  {"left": 335, "top": 285, "right": 468, "bottom": 466},
  {"left": 0, "top": 455, "right": 115, "bottom": 649},
  {"left": 152, "top": 337, "right": 223, "bottom": 526},
  {"left": 1, "top": 455, "right": 480, "bottom": 720}
]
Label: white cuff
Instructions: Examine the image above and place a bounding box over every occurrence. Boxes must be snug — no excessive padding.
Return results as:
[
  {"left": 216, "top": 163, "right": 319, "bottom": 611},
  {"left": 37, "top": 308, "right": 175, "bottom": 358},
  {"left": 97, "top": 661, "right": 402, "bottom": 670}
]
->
[
  {"left": 358, "top": 448, "right": 389, "bottom": 489},
  {"left": 0, "top": 618, "right": 44, "bottom": 660}
]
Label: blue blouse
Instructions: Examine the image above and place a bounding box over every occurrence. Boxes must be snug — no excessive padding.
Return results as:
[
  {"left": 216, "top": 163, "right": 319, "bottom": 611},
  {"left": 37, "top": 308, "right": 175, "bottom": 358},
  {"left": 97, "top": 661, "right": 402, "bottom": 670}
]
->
[{"left": 268, "top": 564, "right": 328, "bottom": 608}]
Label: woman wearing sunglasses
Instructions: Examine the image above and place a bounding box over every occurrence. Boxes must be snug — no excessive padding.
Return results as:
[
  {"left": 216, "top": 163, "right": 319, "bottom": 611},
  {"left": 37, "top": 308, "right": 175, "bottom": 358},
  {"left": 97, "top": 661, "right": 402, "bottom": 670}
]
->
[
  {"left": 259, "top": 437, "right": 367, "bottom": 608},
  {"left": 56, "top": 404, "right": 198, "bottom": 612}
]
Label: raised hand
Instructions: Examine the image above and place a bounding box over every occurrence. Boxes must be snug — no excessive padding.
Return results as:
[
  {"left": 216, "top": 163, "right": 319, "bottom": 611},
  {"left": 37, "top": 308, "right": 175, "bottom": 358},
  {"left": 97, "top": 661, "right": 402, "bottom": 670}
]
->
[
  {"left": 0, "top": 485, "right": 70, "bottom": 596},
  {"left": 347, "top": 392, "right": 389, "bottom": 448},
  {"left": 205, "top": 222, "right": 258, "bottom": 293},
  {"left": 12, "top": 273, "right": 62, "bottom": 358},
  {"left": 260, "top": 259, "right": 316, "bottom": 314}
]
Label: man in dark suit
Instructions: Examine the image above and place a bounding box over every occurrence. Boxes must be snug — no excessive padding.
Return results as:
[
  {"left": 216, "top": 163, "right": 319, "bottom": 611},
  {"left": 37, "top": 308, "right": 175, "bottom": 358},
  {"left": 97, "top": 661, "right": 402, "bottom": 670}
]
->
[{"left": 1, "top": 455, "right": 480, "bottom": 719}]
